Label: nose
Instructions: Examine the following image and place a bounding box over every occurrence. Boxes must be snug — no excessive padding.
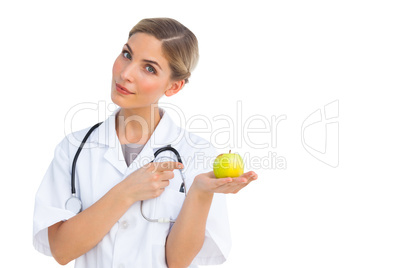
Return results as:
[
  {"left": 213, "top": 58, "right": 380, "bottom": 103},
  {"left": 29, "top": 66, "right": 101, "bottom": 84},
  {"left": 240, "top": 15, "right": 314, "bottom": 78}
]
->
[{"left": 120, "top": 62, "right": 137, "bottom": 83}]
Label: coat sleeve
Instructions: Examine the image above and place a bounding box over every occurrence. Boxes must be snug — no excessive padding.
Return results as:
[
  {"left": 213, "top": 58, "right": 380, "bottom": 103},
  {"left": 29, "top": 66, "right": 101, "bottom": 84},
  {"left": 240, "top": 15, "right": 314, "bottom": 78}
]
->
[
  {"left": 188, "top": 144, "right": 232, "bottom": 266},
  {"left": 33, "top": 138, "right": 77, "bottom": 256}
]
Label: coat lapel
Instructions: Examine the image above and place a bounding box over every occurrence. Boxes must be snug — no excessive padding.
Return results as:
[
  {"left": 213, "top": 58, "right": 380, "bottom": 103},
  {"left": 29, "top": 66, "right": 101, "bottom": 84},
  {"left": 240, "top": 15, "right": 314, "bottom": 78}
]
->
[
  {"left": 129, "top": 107, "right": 183, "bottom": 172},
  {"left": 95, "top": 107, "right": 183, "bottom": 176}
]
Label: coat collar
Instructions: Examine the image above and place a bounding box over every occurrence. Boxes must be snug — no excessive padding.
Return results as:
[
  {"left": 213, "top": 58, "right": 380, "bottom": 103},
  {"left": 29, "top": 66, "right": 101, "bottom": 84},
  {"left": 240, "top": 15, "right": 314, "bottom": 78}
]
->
[{"left": 95, "top": 107, "right": 184, "bottom": 175}]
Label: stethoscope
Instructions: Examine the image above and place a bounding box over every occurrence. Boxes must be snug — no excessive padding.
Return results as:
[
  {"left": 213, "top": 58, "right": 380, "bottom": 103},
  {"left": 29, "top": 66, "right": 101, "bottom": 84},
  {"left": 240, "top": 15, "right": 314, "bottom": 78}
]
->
[{"left": 65, "top": 121, "right": 187, "bottom": 223}]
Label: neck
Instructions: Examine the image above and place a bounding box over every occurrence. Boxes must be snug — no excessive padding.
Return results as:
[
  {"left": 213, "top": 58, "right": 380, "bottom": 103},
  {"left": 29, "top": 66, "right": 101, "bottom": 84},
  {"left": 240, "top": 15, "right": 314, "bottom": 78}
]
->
[{"left": 115, "top": 105, "right": 162, "bottom": 145}]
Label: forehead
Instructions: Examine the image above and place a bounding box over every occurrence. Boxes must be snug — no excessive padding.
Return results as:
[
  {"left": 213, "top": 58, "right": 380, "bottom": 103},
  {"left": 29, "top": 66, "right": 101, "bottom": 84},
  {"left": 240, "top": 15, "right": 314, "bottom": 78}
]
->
[{"left": 126, "top": 33, "right": 169, "bottom": 71}]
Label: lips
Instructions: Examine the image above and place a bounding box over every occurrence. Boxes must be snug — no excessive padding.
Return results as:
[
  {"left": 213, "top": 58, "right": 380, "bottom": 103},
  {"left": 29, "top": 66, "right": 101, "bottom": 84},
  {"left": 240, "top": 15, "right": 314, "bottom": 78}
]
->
[{"left": 116, "top": 83, "right": 134, "bottom": 94}]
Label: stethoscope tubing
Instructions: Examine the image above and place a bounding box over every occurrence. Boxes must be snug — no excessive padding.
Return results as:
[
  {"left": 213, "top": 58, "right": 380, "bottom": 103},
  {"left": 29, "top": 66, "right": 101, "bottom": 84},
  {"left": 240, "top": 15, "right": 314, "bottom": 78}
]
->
[
  {"left": 71, "top": 122, "right": 103, "bottom": 195},
  {"left": 140, "top": 150, "right": 187, "bottom": 223}
]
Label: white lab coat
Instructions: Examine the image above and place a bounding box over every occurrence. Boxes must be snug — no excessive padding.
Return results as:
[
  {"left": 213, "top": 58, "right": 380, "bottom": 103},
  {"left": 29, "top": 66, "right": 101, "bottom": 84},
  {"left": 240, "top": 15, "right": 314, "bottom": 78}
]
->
[{"left": 33, "top": 107, "right": 231, "bottom": 267}]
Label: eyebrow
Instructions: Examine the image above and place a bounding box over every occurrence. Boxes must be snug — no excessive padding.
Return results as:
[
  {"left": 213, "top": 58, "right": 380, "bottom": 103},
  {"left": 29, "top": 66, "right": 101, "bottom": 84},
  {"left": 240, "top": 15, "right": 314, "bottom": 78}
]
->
[{"left": 124, "top": 43, "right": 163, "bottom": 71}]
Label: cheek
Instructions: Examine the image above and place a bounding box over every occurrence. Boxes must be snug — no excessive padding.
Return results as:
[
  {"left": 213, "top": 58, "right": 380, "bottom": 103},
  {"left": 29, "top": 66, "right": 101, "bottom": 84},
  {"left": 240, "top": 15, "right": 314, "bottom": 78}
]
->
[
  {"left": 138, "top": 75, "right": 162, "bottom": 93},
  {"left": 112, "top": 58, "right": 121, "bottom": 77}
]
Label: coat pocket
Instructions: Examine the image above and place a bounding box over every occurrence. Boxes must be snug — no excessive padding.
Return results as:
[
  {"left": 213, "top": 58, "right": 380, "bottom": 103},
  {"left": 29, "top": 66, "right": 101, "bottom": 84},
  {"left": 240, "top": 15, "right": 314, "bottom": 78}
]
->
[{"left": 155, "top": 188, "right": 185, "bottom": 223}]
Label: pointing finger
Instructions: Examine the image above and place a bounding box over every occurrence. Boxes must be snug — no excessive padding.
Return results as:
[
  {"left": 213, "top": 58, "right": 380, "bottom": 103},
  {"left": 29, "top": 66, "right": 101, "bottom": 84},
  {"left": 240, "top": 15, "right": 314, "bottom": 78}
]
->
[{"left": 154, "top": 161, "right": 184, "bottom": 172}]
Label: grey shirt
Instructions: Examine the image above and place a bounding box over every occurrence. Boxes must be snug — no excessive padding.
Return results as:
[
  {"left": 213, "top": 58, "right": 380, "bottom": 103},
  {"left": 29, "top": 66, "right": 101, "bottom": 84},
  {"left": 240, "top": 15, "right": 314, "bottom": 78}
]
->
[{"left": 121, "top": 143, "right": 146, "bottom": 167}]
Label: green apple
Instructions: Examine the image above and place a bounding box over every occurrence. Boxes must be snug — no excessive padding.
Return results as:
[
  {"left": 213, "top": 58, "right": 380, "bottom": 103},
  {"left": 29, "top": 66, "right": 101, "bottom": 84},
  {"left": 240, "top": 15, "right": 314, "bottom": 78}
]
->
[{"left": 213, "top": 150, "right": 244, "bottom": 178}]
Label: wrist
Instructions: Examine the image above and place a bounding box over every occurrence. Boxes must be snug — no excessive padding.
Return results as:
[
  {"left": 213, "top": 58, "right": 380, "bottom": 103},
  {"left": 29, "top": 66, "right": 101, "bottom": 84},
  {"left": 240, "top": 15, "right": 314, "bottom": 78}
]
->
[
  {"left": 114, "top": 180, "right": 138, "bottom": 207},
  {"left": 189, "top": 183, "right": 214, "bottom": 201}
]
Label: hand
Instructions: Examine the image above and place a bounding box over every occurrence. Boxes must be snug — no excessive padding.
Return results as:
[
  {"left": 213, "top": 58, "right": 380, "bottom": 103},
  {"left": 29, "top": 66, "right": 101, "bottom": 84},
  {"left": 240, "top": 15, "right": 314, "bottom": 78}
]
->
[
  {"left": 121, "top": 161, "right": 184, "bottom": 203},
  {"left": 192, "top": 171, "right": 258, "bottom": 194}
]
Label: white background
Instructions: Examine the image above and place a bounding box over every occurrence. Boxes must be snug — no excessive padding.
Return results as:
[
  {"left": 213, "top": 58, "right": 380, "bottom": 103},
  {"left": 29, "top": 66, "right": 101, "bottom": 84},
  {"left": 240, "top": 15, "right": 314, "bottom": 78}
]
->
[{"left": 1, "top": 0, "right": 401, "bottom": 267}]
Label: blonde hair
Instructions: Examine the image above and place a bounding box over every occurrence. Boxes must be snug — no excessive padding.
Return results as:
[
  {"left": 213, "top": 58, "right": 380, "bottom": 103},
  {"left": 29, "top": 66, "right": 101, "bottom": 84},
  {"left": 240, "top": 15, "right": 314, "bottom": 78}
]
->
[{"left": 129, "top": 17, "right": 199, "bottom": 85}]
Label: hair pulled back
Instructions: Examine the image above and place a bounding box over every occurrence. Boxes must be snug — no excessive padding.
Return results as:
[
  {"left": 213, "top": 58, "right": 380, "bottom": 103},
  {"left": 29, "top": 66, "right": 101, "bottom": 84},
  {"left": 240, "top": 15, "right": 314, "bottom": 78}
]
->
[{"left": 129, "top": 18, "right": 199, "bottom": 85}]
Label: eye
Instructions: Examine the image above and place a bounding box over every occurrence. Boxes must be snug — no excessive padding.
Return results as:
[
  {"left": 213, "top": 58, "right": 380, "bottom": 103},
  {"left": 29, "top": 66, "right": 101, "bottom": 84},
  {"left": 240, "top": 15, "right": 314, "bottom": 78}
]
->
[
  {"left": 145, "top": 65, "right": 156, "bottom": 74},
  {"left": 122, "top": 50, "right": 132, "bottom": 60}
]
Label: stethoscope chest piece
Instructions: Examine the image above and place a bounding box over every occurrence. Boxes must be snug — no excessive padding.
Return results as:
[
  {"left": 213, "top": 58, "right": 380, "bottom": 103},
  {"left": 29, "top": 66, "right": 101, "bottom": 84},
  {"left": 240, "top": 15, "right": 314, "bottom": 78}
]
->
[{"left": 65, "top": 194, "right": 82, "bottom": 214}]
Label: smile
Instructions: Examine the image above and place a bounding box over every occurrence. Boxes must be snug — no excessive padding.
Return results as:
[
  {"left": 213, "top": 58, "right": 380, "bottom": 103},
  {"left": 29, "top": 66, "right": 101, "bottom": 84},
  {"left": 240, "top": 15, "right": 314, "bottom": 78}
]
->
[{"left": 116, "top": 83, "right": 135, "bottom": 95}]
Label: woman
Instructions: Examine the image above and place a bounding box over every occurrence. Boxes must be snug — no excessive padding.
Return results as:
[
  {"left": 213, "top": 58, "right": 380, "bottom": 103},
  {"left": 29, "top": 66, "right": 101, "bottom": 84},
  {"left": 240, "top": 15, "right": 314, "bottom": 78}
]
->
[{"left": 33, "top": 17, "right": 258, "bottom": 267}]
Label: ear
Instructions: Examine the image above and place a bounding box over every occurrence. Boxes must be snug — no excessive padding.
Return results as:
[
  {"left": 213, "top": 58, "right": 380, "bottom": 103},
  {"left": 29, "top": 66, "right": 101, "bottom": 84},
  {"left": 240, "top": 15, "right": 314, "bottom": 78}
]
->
[{"left": 165, "top": 80, "right": 185, "bottom": 97}]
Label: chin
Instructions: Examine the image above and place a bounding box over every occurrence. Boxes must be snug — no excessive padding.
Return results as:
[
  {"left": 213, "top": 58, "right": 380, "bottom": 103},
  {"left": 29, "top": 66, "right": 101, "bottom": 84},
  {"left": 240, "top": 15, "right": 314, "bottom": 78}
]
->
[
  {"left": 111, "top": 92, "right": 141, "bottom": 110},
  {"left": 111, "top": 90, "right": 119, "bottom": 104},
  {"left": 111, "top": 90, "right": 127, "bottom": 108}
]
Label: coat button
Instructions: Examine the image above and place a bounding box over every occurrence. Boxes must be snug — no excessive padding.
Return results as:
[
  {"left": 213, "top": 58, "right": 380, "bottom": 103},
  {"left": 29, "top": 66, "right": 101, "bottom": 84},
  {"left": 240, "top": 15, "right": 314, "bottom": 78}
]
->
[{"left": 121, "top": 220, "right": 129, "bottom": 229}]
